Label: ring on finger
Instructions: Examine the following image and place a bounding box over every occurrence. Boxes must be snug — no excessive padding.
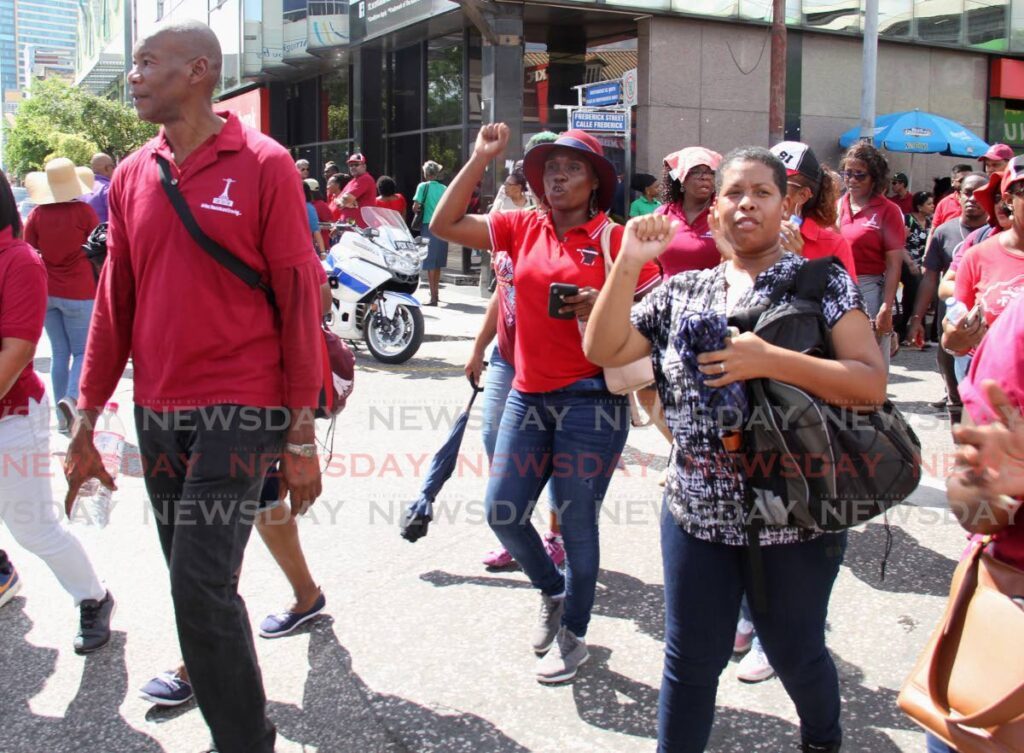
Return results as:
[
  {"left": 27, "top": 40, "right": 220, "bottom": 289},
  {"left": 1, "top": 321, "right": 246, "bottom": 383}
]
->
[{"left": 719, "top": 362, "right": 726, "bottom": 374}]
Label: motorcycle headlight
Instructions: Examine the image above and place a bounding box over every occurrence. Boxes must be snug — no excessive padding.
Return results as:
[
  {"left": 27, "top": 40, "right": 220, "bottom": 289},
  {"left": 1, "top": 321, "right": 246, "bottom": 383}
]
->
[{"left": 384, "top": 249, "right": 419, "bottom": 275}]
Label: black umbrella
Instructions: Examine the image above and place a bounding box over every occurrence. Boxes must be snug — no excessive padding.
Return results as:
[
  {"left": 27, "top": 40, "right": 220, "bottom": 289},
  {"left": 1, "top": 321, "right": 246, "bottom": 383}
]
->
[{"left": 400, "top": 376, "right": 484, "bottom": 542}]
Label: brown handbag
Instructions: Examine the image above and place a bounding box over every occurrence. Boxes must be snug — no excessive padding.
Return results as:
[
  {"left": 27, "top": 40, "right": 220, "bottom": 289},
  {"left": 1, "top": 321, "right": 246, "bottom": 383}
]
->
[
  {"left": 596, "top": 222, "right": 656, "bottom": 396},
  {"left": 897, "top": 536, "right": 1024, "bottom": 753}
]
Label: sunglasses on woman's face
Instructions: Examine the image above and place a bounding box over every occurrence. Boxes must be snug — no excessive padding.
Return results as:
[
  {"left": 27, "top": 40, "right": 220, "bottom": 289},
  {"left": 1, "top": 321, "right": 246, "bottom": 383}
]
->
[{"left": 842, "top": 170, "right": 869, "bottom": 181}]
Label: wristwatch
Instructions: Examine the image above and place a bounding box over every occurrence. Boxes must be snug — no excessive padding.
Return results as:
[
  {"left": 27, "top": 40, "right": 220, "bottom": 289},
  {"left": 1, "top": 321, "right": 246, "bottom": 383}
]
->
[{"left": 285, "top": 442, "right": 318, "bottom": 458}]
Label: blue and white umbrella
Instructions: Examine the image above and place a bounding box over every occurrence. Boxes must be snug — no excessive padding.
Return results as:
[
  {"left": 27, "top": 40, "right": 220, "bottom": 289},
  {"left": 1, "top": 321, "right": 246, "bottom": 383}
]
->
[{"left": 839, "top": 110, "right": 989, "bottom": 157}]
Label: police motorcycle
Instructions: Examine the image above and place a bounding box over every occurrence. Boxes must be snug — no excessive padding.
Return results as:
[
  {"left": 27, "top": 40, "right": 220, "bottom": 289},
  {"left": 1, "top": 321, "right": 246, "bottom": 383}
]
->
[{"left": 322, "top": 206, "right": 428, "bottom": 364}]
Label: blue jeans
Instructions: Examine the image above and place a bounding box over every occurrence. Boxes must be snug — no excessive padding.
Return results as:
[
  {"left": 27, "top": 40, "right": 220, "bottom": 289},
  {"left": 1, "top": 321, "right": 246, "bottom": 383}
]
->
[
  {"left": 953, "top": 354, "right": 972, "bottom": 384},
  {"left": 481, "top": 346, "right": 516, "bottom": 461},
  {"left": 658, "top": 506, "right": 846, "bottom": 752},
  {"left": 485, "top": 376, "right": 629, "bottom": 637},
  {"left": 926, "top": 734, "right": 956, "bottom": 752},
  {"left": 44, "top": 296, "right": 93, "bottom": 407}
]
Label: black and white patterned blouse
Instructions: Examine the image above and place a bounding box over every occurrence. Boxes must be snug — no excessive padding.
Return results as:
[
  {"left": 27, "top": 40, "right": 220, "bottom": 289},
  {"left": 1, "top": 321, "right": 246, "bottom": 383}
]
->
[{"left": 630, "top": 252, "right": 866, "bottom": 546}]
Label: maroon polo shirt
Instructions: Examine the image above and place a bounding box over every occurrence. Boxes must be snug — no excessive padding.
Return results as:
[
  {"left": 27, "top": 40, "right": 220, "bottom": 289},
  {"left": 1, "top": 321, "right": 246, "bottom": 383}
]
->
[
  {"left": 0, "top": 227, "right": 47, "bottom": 418},
  {"left": 24, "top": 201, "right": 98, "bottom": 300},
  {"left": 655, "top": 201, "right": 720, "bottom": 277},
  {"left": 339, "top": 173, "right": 377, "bottom": 228},
  {"left": 79, "top": 112, "right": 323, "bottom": 411},
  {"left": 838, "top": 193, "right": 906, "bottom": 277}
]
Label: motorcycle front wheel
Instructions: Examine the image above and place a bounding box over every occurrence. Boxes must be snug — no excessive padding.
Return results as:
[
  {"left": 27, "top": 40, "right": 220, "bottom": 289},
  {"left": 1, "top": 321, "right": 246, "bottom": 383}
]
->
[{"left": 364, "top": 304, "right": 424, "bottom": 364}]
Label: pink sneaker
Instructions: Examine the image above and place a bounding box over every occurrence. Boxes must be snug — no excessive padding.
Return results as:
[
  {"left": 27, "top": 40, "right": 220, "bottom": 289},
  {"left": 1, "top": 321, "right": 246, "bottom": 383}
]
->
[
  {"left": 482, "top": 547, "right": 514, "bottom": 568},
  {"left": 543, "top": 533, "right": 566, "bottom": 567}
]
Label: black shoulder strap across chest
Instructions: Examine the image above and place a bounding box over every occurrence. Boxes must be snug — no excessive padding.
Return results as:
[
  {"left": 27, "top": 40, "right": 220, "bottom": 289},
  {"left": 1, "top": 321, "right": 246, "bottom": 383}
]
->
[
  {"left": 154, "top": 154, "right": 276, "bottom": 308},
  {"left": 767, "top": 255, "right": 838, "bottom": 306}
]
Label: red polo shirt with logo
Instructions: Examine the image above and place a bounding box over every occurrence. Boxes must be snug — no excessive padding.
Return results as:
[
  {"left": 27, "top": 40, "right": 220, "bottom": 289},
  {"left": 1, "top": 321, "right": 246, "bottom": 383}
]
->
[
  {"left": 655, "top": 201, "right": 720, "bottom": 277},
  {"left": 932, "top": 192, "right": 962, "bottom": 229},
  {"left": 339, "top": 173, "right": 377, "bottom": 228},
  {"left": 800, "top": 217, "right": 858, "bottom": 282},
  {"left": 79, "top": 112, "right": 324, "bottom": 411},
  {"left": 0, "top": 227, "right": 47, "bottom": 418},
  {"left": 838, "top": 193, "right": 906, "bottom": 277},
  {"left": 488, "top": 210, "right": 661, "bottom": 393}
]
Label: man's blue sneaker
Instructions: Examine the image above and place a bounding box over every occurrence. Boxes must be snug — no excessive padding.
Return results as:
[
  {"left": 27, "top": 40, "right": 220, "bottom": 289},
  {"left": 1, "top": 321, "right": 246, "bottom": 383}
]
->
[
  {"left": 139, "top": 670, "right": 194, "bottom": 707},
  {"left": 259, "top": 590, "right": 326, "bottom": 638},
  {"left": 0, "top": 566, "right": 21, "bottom": 609}
]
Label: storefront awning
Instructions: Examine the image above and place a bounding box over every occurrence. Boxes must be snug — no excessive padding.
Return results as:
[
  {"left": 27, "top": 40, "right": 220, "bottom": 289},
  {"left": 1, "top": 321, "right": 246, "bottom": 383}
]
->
[{"left": 75, "top": 53, "right": 125, "bottom": 95}]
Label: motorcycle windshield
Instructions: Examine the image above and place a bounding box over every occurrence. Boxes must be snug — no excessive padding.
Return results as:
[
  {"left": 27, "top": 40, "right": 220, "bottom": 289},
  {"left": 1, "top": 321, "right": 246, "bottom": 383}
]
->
[{"left": 361, "top": 207, "right": 409, "bottom": 233}]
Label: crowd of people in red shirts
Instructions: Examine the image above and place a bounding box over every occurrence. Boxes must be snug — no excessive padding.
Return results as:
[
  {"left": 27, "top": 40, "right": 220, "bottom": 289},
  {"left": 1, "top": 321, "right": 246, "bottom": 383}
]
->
[{"left": 0, "top": 19, "right": 1022, "bottom": 753}]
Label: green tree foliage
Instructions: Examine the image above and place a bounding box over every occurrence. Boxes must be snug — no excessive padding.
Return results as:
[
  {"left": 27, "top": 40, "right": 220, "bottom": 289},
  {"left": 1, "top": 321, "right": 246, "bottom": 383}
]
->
[
  {"left": 44, "top": 133, "right": 100, "bottom": 167},
  {"left": 3, "top": 78, "right": 157, "bottom": 177}
]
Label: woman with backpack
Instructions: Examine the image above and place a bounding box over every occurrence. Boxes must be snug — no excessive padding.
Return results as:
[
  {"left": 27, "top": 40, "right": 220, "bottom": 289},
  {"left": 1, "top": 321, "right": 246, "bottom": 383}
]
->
[
  {"left": 413, "top": 161, "right": 449, "bottom": 306},
  {"left": 585, "top": 147, "right": 886, "bottom": 753},
  {"left": 432, "top": 124, "right": 661, "bottom": 685}
]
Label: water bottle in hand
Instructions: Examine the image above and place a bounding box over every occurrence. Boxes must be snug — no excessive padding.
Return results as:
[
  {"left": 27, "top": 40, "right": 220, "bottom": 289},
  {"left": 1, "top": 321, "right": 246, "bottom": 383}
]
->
[
  {"left": 944, "top": 298, "right": 968, "bottom": 326},
  {"left": 73, "top": 402, "right": 125, "bottom": 528}
]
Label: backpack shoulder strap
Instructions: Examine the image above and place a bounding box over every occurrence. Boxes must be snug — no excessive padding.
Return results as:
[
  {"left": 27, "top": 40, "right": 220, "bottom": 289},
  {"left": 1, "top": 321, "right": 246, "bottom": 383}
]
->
[{"left": 792, "top": 256, "right": 838, "bottom": 303}]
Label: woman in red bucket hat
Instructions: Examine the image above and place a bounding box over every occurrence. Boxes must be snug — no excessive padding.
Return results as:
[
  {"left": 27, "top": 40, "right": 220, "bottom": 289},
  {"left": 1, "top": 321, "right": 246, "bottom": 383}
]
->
[{"left": 431, "top": 124, "right": 661, "bottom": 684}]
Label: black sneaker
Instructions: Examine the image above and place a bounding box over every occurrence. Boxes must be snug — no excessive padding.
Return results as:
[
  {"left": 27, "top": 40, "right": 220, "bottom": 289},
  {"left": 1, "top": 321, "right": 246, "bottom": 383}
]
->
[{"left": 74, "top": 591, "right": 114, "bottom": 654}]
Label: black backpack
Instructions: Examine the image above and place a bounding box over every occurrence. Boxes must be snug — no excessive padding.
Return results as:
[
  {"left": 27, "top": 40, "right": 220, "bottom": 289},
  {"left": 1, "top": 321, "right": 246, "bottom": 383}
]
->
[
  {"left": 729, "top": 256, "right": 923, "bottom": 532},
  {"left": 81, "top": 222, "right": 108, "bottom": 281}
]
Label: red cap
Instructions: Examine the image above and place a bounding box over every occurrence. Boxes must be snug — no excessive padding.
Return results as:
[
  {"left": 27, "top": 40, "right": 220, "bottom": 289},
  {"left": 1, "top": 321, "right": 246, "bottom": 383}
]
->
[
  {"left": 979, "top": 143, "right": 1015, "bottom": 163},
  {"left": 346, "top": 153, "right": 367, "bottom": 165},
  {"left": 1000, "top": 155, "right": 1024, "bottom": 194}
]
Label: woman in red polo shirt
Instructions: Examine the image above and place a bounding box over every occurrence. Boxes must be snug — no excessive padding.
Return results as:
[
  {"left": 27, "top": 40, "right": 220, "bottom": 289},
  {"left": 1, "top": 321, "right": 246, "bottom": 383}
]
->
[
  {"left": 656, "top": 147, "right": 723, "bottom": 278},
  {"left": 0, "top": 171, "right": 111, "bottom": 651},
  {"left": 838, "top": 142, "right": 907, "bottom": 370},
  {"left": 23, "top": 158, "right": 100, "bottom": 434},
  {"left": 770, "top": 142, "right": 856, "bottom": 280},
  {"left": 432, "top": 124, "right": 660, "bottom": 685}
]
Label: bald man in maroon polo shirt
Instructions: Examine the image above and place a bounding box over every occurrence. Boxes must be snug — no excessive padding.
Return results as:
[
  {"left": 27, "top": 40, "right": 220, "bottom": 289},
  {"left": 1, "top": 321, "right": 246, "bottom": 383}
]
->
[{"left": 63, "top": 20, "right": 322, "bottom": 753}]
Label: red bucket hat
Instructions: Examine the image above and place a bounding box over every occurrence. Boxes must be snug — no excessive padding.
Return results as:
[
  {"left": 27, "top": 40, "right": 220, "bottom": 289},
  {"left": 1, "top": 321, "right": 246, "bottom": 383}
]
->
[
  {"left": 523, "top": 129, "right": 618, "bottom": 211},
  {"left": 975, "top": 170, "right": 1005, "bottom": 221}
]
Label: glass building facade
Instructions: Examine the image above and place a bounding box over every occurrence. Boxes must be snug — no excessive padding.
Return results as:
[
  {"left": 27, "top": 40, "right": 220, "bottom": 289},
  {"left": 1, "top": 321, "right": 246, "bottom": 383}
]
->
[
  {"left": 0, "top": 0, "right": 17, "bottom": 100},
  {"left": 15, "top": 0, "right": 77, "bottom": 89}
]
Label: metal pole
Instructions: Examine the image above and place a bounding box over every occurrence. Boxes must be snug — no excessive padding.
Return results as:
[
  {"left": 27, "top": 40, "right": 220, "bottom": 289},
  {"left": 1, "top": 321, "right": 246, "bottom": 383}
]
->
[
  {"left": 625, "top": 107, "right": 632, "bottom": 214},
  {"left": 859, "top": 0, "right": 879, "bottom": 140},
  {"left": 768, "top": 0, "right": 786, "bottom": 145}
]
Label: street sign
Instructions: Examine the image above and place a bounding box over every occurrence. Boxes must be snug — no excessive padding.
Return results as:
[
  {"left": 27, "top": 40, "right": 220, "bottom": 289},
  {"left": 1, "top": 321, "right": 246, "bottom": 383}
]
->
[
  {"left": 570, "top": 109, "right": 628, "bottom": 132},
  {"left": 622, "top": 68, "right": 637, "bottom": 108},
  {"left": 583, "top": 81, "right": 622, "bottom": 107}
]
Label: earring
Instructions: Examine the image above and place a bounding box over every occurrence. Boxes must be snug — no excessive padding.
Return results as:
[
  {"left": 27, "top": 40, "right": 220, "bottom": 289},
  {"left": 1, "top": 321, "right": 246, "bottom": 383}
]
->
[{"left": 589, "top": 191, "right": 599, "bottom": 217}]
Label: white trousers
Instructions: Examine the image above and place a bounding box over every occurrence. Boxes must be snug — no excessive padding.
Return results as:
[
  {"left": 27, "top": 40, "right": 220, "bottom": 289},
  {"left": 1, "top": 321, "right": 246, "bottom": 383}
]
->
[{"left": 0, "top": 396, "right": 105, "bottom": 605}]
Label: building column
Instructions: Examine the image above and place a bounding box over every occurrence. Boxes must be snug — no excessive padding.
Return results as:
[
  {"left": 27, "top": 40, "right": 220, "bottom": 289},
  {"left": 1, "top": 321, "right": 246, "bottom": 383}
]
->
[
  {"left": 479, "top": 3, "right": 524, "bottom": 294},
  {"left": 544, "top": 24, "right": 586, "bottom": 129},
  {"left": 352, "top": 45, "right": 384, "bottom": 168}
]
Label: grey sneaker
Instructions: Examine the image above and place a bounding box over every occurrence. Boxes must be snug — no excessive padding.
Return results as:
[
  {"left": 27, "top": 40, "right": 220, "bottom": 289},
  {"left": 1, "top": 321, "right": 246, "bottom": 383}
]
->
[
  {"left": 532, "top": 593, "right": 564, "bottom": 654},
  {"left": 74, "top": 590, "right": 114, "bottom": 655},
  {"left": 535, "top": 626, "right": 589, "bottom": 684},
  {"left": 56, "top": 396, "right": 77, "bottom": 436}
]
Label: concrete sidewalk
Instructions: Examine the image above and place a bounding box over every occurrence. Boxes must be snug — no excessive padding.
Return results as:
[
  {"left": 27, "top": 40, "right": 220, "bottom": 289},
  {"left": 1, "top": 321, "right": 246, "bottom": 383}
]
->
[{"left": 1, "top": 283, "right": 963, "bottom": 752}]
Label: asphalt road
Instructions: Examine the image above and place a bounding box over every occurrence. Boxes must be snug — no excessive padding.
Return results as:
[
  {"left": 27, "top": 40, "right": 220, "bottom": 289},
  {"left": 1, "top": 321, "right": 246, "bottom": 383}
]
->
[{"left": 0, "top": 281, "right": 966, "bottom": 753}]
